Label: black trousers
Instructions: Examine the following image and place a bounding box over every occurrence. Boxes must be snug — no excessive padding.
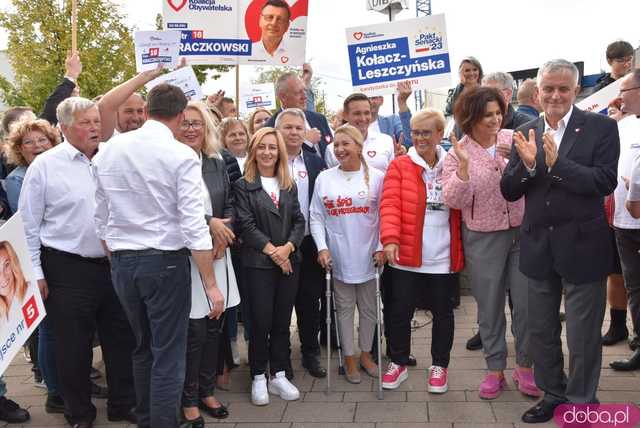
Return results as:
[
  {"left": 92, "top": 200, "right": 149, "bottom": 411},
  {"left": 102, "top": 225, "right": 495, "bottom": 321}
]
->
[
  {"left": 246, "top": 265, "right": 300, "bottom": 377},
  {"left": 615, "top": 228, "right": 640, "bottom": 335},
  {"left": 387, "top": 267, "right": 456, "bottom": 368},
  {"left": 294, "top": 236, "right": 325, "bottom": 356},
  {"left": 42, "top": 248, "right": 135, "bottom": 425},
  {"left": 182, "top": 316, "right": 222, "bottom": 407}
]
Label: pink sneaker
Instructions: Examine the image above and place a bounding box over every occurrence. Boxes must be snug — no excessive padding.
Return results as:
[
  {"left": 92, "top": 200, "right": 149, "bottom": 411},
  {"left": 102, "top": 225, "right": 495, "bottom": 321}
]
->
[
  {"left": 478, "top": 373, "right": 506, "bottom": 400},
  {"left": 427, "top": 365, "right": 448, "bottom": 394},
  {"left": 512, "top": 368, "right": 542, "bottom": 397},
  {"left": 381, "top": 362, "right": 408, "bottom": 389}
]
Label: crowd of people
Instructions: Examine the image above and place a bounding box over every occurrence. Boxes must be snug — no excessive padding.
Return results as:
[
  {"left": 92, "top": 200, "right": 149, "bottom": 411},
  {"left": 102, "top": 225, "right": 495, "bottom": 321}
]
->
[{"left": 0, "top": 35, "right": 637, "bottom": 428}]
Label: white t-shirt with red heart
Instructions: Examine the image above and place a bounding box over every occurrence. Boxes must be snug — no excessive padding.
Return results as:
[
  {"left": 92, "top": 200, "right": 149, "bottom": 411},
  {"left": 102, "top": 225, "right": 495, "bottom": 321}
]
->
[{"left": 324, "top": 131, "right": 395, "bottom": 174}]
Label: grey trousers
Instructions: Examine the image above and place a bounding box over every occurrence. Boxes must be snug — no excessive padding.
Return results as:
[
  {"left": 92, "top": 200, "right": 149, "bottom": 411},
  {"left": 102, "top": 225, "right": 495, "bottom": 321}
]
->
[
  {"left": 527, "top": 274, "right": 606, "bottom": 403},
  {"left": 333, "top": 278, "right": 377, "bottom": 356},
  {"left": 614, "top": 228, "right": 640, "bottom": 335},
  {"left": 463, "top": 226, "right": 531, "bottom": 370}
]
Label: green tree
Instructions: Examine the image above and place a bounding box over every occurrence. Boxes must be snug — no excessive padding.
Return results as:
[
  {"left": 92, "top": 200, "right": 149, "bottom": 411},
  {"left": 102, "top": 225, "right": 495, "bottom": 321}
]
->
[
  {"left": 0, "top": 0, "right": 137, "bottom": 110},
  {"left": 154, "top": 14, "right": 230, "bottom": 85}
]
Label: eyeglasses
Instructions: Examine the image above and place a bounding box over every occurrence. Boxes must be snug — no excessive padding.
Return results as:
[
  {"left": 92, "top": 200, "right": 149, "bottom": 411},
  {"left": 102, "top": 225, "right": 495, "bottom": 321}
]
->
[
  {"left": 22, "top": 137, "right": 52, "bottom": 147},
  {"left": 612, "top": 57, "right": 633, "bottom": 64},
  {"left": 619, "top": 86, "right": 640, "bottom": 94},
  {"left": 411, "top": 130, "right": 434, "bottom": 139},
  {"left": 260, "top": 13, "right": 288, "bottom": 25},
  {"left": 180, "top": 120, "right": 204, "bottom": 131}
]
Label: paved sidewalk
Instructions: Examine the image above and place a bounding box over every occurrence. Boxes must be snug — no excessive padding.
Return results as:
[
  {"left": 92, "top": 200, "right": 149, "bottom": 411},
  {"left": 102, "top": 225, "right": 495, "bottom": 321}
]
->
[{"left": 2, "top": 296, "right": 639, "bottom": 427}]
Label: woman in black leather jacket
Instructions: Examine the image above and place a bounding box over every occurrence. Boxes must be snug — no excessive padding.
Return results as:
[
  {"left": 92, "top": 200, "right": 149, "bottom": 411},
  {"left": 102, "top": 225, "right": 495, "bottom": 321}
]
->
[
  {"left": 233, "top": 127, "right": 305, "bottom": 406},
  {"left": 177, "top": 101, "right": 238, "bottom": 426}
]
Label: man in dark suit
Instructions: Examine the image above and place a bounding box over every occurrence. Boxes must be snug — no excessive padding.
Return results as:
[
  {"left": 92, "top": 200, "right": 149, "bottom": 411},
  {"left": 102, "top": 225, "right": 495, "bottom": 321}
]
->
[
  {"left": 267, "top": 72, "right": 333, "bottom": 159},
  {"left": 276, "top": 108, "right": 328, "bottom": 379},
  {"left": 500, "top": 59, "right": 619, "bottom": 423}
]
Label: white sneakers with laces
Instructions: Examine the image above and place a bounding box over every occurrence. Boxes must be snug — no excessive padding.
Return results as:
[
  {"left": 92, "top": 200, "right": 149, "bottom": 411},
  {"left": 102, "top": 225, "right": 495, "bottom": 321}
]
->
[
  {"left": 268, "top": 371, "right": 300, "bottom": 401},
  {"left": 251, "top": 374, "right": 269, "bottom": 406}
]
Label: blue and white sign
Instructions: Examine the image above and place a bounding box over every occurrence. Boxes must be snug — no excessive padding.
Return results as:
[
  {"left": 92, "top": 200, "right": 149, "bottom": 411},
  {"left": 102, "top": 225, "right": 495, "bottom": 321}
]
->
[
  {"left": 145, "top": 66, "right": 204, "bottom": 101},
  {"left": 239, "top": 83, "right": 276, "bottom": 115},
  {"left": 577, "top": 78, "right": 623, "bottom": 115},
  {"left": 134, "top": 30, "right": 181, "bottom": 72},
  {"left": 346, "top": 14, "right": 451, "bottom": 96}
]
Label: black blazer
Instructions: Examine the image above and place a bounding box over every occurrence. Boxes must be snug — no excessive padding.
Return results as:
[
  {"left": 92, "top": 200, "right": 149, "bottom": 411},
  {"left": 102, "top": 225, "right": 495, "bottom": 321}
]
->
[
  {"left": 500, "top": 107, "right": 619, "bottom": 284},
  {"left": 266, "top": 109, "right": 333, "bottom": 159},
  {"left": 220, "top": 149, "right": 243, "bottom": 183},
  {"left": 233, "top": 177, "right": 306, "bottom": 269},
  {"left": 202, "top": 156, "right": 234, "bottom": 235}
]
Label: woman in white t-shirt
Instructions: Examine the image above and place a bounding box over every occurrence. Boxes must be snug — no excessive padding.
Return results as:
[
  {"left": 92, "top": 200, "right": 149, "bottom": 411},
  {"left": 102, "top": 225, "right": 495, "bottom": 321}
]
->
[
  {"left": 310, "top": 124, "right": 385, "bottom": 384},
  {"left": 233, "top": 127, "right": 306, "bottom": 406}
]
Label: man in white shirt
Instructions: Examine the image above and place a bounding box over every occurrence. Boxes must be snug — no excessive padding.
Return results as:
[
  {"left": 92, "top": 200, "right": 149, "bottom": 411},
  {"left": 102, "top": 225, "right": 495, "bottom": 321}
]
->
[
  {"left": 251, "top": 0, "right": 290, "bottom": 63},
  {"left": 610, "top": 69, "right": 640, "bottom": 371},
  {"left": 93, "top": 84, "right": 224, "bottom": 428},
  {"left": 275, "top": 108, "right": 327, "bottom": 379},
  {"left": 19, "top": 97, "right": 136, "bottom": 428},
  {"left": 325, "top": 93, "right": 395, "bottom": 173}
]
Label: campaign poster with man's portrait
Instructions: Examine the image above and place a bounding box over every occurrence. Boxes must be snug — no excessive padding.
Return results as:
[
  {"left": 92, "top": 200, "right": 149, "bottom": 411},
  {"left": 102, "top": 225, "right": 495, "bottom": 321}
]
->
[
  {"left": 0, "top": 215, "right": 46, "bottom": 376},
  {"left": 163, "top": 0, "right": 308, "bottom": 66}
]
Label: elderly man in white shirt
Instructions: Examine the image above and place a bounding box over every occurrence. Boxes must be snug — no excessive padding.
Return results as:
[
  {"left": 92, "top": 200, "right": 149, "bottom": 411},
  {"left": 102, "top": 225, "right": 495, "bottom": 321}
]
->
[
  {"left": 19, "top": 97, "right": 136, "bottom": 428},
  {"left": 93, "top": 83, "right": 223, "bottom": 428}
]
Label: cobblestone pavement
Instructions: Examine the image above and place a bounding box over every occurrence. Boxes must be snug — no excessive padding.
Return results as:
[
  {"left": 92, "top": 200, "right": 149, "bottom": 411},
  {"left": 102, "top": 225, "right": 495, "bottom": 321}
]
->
[{"left": 2, "top": 296, "right": 639, "bottom": 427}]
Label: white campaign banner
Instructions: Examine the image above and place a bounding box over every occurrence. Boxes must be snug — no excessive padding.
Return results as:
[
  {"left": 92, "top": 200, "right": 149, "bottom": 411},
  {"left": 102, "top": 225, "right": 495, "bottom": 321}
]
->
[
  {"left": 0, "top": 215, "right": 46, "bottom": 376},
  {"left": 162, "top": 0, "right": 308, "bottom": 66},
  {"left": 145, "top": 66, "right": 205, "bottom": 101},
  {"left": 239, "top": 83, "right": 276, "bottom": 115},
  {"left": 577, "top": 78, "right": 623, "bottom": 114},
  {"left": 134, "top": 30, "right": 181, "bottom": 72},
  {"left": 346, "top": 14, "right": 452, "bottom": 96}
]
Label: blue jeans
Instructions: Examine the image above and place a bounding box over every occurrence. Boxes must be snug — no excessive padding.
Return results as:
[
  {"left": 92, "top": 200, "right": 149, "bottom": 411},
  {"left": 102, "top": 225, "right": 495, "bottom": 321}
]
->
[
  {"left": 111, "top": 250, "right": 191, "bottom": 428},
  {"left": 38, "top": 315, "right": 59, "bottom": 395}
]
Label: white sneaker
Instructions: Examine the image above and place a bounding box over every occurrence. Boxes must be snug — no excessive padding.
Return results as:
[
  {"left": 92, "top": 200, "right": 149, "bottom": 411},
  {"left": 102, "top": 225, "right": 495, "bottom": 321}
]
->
[
  {"left": 268, "top": 371, "right": 300, "bottom": 400},
  {"left": 251, "top": 374, "right": 269, "bottom": 406}
]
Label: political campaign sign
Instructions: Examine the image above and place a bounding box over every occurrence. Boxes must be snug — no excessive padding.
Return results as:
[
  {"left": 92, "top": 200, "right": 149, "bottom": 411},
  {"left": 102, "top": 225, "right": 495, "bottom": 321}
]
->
[
  {"left": 145, "top": 66, "right": 205, "bottom": 101},
  {"left": 577, "top": 78, "right": 623, "bottom": 115},
  {"left": 162, "top": 0, "right": 309, "bottom": 66},
  {"left": 0, "top": 215, "right": 46, "bottom": 376},
  {"left": 346, "top": 14, "right": 452, "bottom": 96},
  {"left": 239, "top": 83, "right": 276, "bottom": 115},
  {"left": 134, "top": 30, "right": 181, "bottom": 72}
]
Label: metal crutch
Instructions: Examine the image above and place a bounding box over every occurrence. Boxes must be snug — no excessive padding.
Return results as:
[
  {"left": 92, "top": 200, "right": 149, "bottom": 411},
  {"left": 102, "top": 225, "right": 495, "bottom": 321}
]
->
[
  {"left": 374, "top": 265, "right": 384, "bottom": 400},
  {"left": 325, "top": 268, "right": 332, "bottom": 393}
]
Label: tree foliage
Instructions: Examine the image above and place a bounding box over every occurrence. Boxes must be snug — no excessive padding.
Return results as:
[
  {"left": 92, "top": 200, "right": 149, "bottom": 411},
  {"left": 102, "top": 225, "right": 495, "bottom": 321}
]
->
[{"left": 0, "top": 0, "right": 137, "bottom": 110}]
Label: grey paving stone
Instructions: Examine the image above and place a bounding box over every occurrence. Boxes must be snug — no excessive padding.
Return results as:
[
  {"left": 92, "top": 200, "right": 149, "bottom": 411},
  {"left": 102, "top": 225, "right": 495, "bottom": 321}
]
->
[
  {"left": 283, "top": 403, "right": 356, "bottom": 422},
  {"left": 491, "top": 401, "right": 538, "bottom": 423},
  {"left": 303, "top": 392, "right": 344, "bottom": 402},
  {"left": 343, "top": 391, "right": 405, "bottom": 402},
  {"left": 428, "top": 402, "right": 494, "bottom": 423},
  {"left": 355, "top": 402, "right": 428, "bottom": 423},
  {"left": 220, "top": 402, "right": 287, "bottom": 423},
  {"left": 407, "top": 391, "right": 467, "bottom": 402},
  {"left": 291, "top": 423, "right": 373, "bottom": 428}
]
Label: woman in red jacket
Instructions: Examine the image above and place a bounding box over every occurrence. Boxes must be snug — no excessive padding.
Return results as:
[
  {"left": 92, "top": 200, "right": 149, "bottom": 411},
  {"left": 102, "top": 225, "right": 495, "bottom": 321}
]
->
[{"left": 379, "top": 108, "right": 463, "bottom": 393}]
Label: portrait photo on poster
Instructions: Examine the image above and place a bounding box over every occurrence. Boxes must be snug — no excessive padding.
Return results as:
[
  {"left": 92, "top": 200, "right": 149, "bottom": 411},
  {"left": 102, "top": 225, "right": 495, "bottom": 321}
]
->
[{"left": 0, "top": 215, "right": 46, "bottom": 375}]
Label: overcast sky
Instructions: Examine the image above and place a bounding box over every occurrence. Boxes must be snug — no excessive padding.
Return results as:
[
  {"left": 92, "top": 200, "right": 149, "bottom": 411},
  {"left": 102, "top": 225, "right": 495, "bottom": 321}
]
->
[{"left": 2, "top": 0, "right": 639, "bottom": 115}]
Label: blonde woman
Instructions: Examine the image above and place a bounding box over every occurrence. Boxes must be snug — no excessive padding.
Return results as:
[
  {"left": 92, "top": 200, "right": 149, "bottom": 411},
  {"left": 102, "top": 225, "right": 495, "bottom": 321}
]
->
[
  {"left": 0, "top": 241, "right": 28, "bottom": 322},
  {"left": 176, "top": 101, "right": 239, "bottom": 425},
  {"left": 233, "top": 127, "right": 305, "bottom": 406},
  {"left": 248, "top": 108, "right": 272, "bottom": 136},
  {"left": 310, "top": 124, "right": 385, "bottom": 383}
]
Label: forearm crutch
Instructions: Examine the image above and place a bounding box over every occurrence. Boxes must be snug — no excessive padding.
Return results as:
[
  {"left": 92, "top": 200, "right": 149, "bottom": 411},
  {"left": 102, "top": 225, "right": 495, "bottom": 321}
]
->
[
  {"left": 325, "top": 268, "right": 332, "bottom": 393},
  {"left": 375, "top": 265, "right": 384, "bottom": 400}
]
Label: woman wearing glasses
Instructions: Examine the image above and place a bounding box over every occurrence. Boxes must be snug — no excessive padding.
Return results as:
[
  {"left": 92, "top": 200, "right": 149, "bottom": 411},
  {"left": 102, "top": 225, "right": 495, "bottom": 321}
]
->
[
  {"left": 176, "top": 101, "right": 240, "bottom": 426},
  {"left": 379, "top": 109, "right": 463, "bottom": 393}
]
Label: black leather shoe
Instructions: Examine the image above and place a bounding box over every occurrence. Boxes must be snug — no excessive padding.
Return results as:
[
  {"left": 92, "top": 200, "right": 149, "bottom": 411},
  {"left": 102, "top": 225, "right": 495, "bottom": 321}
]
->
[
  {"left": 45, "top": 394, "right": 65, "bottom": 414},
  {"left": 0, "top": 397, "right": 30, "bottom": 423},
  {"left": 180, "top": 415, "right": 204, "bottom": 428},
  {"left": 302, "top": 354, "right": 327, "bottom": 378},
  {"left": 90, "top": 381, "right": 108, "bottom": 399},
  {"left": 466, "top": 332, "right": 482, "bottom": 351},
  {"left": 522, "top": 399, "right": 565, "bottom": 423},
  {"left": 407, "top": 354, "right": 417, "bottom": 367},
  {"left": 602, "top": 325, "right": 629, "bottom": 346},
  {"left": 199, "top": 401, "right": 229, "bottom": 419},
  {"left": 630, "top": 334, "right": 639, "bottom": 351},
  {"left": 107, "top": 408, "right": 137, "bottom": 424},
  {"left": 609, "top": 349, "right": 640, "bottom": 371}
]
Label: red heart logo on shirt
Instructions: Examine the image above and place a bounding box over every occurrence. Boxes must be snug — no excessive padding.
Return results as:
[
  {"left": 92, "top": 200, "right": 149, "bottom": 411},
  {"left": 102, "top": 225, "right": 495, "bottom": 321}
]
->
[
  {"left": 167, "top": 0, "right": 187, "bottom": 12},
  {"left": 367, "top": 150, "right": 376, "bottom": 158},
  {"left": 354, "top": 32, "right": 364, "bottom": 40},
  {"left": 298, "top": 171, "right": 307, "bottom": 179},
  {"left": 280, "top": 56, "right": 289, "bottom": 64}
]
